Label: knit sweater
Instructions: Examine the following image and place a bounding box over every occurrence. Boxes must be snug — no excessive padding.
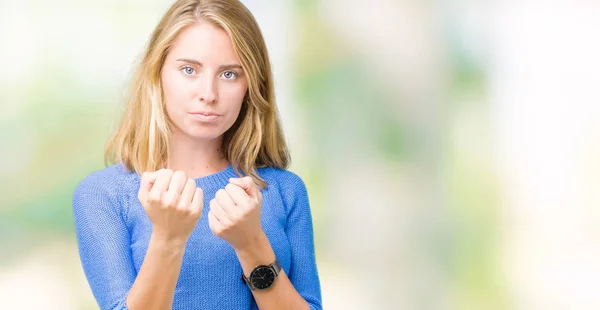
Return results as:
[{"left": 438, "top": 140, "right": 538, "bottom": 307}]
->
[{"left": 72, "top": 163, "right": 322, "bottom": 310}]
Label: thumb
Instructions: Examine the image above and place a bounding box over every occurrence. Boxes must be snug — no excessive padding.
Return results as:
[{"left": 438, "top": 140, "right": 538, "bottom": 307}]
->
[
  {"left": 141, "top": 171, "right": 158, "bottom": 191},
  {"left": 229, "top": 176, "right": 257, "bottom": 197},
  {"left": 138, "top": 171, "right": 158, "bottom": 203}
]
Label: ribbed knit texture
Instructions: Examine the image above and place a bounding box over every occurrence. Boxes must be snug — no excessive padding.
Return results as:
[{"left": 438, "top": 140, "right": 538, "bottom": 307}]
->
[{"left": 72, "top": 163, "right": 322, "bottom": 310}]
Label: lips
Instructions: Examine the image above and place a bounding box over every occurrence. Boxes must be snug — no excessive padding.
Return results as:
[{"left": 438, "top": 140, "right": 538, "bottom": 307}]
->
[
  {"left": 189, "top": 111, "right": 221, "bottom": 122},
  {"left": 190, "top": 111, "right": 221, "bottom": 116}
]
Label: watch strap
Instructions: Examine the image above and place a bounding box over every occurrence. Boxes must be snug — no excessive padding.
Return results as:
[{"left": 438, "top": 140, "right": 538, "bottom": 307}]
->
[
  {"left": 270, "top": 259, "right": 282, "bottom": 276},
  {"left": 241, "top": 273, "right": 253, "bottom": 289}
]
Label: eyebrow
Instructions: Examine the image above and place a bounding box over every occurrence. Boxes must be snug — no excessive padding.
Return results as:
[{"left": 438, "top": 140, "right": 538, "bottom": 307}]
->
[{"left": 176, "top": 58, "right": 243, "bottom": 70}]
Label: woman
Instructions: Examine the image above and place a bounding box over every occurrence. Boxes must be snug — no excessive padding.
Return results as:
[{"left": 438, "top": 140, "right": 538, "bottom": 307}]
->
[{"left": 72, "top": 0, "right": 322, "bottom": 309}]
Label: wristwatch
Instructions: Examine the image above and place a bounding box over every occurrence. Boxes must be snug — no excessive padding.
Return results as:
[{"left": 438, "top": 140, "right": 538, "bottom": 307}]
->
[{"left": 241, "top": 259, "right": 282, "bottom": 290}]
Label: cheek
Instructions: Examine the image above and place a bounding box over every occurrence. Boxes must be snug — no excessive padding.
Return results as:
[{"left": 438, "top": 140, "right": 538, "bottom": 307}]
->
[
  {"left": 162, "top": 70, "right": 189, "bottom": 113},
  {"left": 161, "top": 71, "right": 176, "bottom": 103},
  {"left": 220, "top": 85, "right": 246, "bottom": 119},
  {"left": 220, "top": 81, "right": 247, "bottom": 105}
]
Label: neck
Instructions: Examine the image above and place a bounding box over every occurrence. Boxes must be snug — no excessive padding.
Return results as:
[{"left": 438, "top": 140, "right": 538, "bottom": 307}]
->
[{"left": 167, "top": 133, "right": 230, "bottom": 179}]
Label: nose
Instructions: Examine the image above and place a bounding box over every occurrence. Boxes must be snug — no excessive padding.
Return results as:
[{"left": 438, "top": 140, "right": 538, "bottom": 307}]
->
[{"left": 198, "top": 75, "right": 217, "bottom": 104}]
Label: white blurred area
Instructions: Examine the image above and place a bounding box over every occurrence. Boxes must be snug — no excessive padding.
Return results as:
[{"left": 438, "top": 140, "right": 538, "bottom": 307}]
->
[
  {"left": 1, "top": 0, "right": 600, "bottom": 309},
  {"left": 491, "top": 2, "right": 600, "bottom": 310}
]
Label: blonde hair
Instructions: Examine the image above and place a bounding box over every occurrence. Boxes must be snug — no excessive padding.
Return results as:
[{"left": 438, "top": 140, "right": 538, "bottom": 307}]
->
[{"left": 105, "top": 0, "right": 290, "bottom": 188}]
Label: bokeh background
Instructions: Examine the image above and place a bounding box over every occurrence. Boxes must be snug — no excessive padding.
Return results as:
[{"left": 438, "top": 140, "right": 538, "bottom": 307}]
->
[{"left": 1, "top": 0, "right": 600, "bottom": 309}]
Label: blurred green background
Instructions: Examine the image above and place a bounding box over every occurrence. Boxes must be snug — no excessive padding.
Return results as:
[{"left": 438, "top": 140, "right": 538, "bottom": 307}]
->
[{"left": 2, "top": 0, "right": 600, "bottom": 309}]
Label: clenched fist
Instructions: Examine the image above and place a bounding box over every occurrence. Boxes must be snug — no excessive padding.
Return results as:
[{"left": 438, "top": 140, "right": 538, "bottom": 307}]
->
[
  {"left": 138, "top": 169, "right": 204, "bottom": 244},
  {"left": 208, "top": 176, "right": 263, "bottom": 251}
]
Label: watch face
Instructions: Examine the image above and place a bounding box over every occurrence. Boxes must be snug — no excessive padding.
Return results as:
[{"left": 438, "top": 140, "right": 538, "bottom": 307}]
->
[{"left": 250, "top": 266, "right": 276, "bottom": 290}]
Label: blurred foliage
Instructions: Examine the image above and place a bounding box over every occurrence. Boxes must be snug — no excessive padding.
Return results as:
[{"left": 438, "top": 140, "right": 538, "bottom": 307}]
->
[{"left": 0, "top": 0, "right": 510, "bottom": 309}]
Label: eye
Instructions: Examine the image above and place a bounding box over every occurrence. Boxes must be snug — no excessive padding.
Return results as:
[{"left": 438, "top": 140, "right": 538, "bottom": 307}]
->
[
  {"left": 181, "top": 66, "right": 196, "bottom": 75},
  {"left": 221, "top": 71, "right": 238, "bottom": 80}
]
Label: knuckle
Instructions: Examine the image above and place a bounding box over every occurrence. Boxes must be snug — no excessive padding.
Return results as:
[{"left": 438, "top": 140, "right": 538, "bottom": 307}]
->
[
  {"left": 227, "top": 212, "right": 236, "bottom": 221},
  {"left": 183, "top": 203, "right": 194, "bottom": 212},
  {"left": 176, "top": 201, "right": 187, "bottom": 210},
  {"left": 176, "top": 206, "right": 189, "bottom": 214},
  {"left": 237, "top": 202, "right": 248, "bottom": 210},
  {"left": 148, "top": 192, "right": 161, "bottom": 203},
  {"left": 189, "top": 208, "right": 200, "bottom": 217},
  {"left": 187, "top": 208, "right": 198, "bottom": 217},
  {"left": 161, "top": 193, "right": 176, "bottom": 207},
  {"left": 138, "top": 196, "right": 148, "bottom": 205}
]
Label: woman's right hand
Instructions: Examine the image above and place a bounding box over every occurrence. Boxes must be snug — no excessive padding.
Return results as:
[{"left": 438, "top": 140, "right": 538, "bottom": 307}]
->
[{"left": 138, "top": 169, "right": 204, "bottom": 244}]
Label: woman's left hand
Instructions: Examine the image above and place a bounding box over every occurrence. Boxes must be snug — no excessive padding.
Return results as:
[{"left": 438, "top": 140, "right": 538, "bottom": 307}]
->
[{"left": 208, "top": 176, "right": 264, "bottom": 251}]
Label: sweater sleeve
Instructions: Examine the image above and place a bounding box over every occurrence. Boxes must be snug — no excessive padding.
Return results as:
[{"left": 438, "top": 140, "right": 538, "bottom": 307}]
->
[
  {"left": 72, "top": 171, "right": 135, "bottom": 310},
  {"left": 283, "top": 173, "right": 323, "bottom": 310}
]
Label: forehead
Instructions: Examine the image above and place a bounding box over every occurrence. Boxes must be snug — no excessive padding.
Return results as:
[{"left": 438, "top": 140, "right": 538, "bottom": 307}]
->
[{"left": 168, "top": 21, "right": 239, "bottom": 63}]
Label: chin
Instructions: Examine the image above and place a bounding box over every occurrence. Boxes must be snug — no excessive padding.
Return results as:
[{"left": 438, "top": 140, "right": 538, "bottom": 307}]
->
[
  {"left": 184, "top": 129, "right": 225, "bottom": 141},
  {"left": 172, "top": 120, "right": 230, "bottom": 141}
]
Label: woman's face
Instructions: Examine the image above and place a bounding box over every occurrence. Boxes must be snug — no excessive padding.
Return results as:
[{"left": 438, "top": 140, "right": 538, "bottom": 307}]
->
[{"left": 161, "top": 21, "right": 248, "bottom": 142}]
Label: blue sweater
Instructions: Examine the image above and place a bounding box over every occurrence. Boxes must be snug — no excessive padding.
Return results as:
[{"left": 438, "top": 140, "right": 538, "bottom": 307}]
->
[{"left": 72, "top": 163, "right": 322, "bottom": 310}]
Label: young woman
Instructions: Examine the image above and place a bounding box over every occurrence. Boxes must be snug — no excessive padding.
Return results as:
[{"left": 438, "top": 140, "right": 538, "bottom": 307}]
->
[{"left": 72, "top": 0, "right": 322, "bottom": 309}]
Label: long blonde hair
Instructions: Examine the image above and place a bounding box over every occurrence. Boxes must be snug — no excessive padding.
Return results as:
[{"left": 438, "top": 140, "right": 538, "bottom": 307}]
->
[{"left": 105, "top": 0, "right": 290, "bottom": 187}]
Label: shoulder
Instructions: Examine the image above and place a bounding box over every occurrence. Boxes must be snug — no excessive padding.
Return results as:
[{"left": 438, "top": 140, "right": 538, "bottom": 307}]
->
[
  {"left": 73, "top": 163, "right": 139, "bottom": 204},
  {"left": 257, "top": 167, "right": 309, "bottom": 209},
  {"left": 257, "top": 167, "right": 307, "bottom": 192}
]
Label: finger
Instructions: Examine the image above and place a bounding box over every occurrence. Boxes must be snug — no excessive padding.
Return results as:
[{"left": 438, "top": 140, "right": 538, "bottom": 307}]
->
[
  {"left": 215, "top": 189, "right": 237, "bottom": 214},
  {"left": 208, "top": 210, "right": 221, "bottom": 233},
  {"left": 228, "top": 176, "right": 258, "bottom": 198},
  {"left": 149, "top": 169, "right": 174, "bottom": 201},
  {"left": 140, "top": 171, "right": 158, "bottom": 191},
  {"left": 209, "top": 199, "right": 230, "bottom": 226},
  {"left": 177, "top": 178, "right": 197, "bottom": 209},
  {"left": 224, "top": 183, "right": 251, "bottom": 210},
  {"left": 164, "top": 171, "right": 187, "bottom": 206},
  {"left": 138, "top": 171, "right": 158, "bottom": 202},
  {"left": 190, "top": 187, "right": 204, "bottom": 214}
]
